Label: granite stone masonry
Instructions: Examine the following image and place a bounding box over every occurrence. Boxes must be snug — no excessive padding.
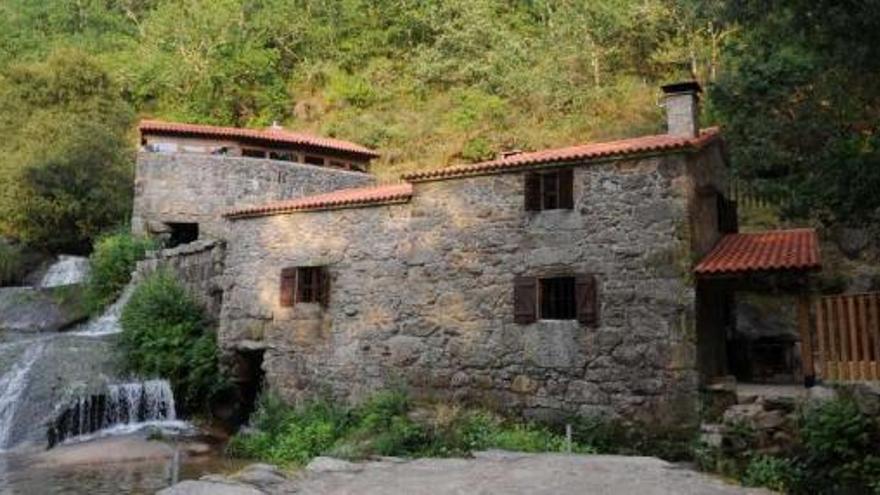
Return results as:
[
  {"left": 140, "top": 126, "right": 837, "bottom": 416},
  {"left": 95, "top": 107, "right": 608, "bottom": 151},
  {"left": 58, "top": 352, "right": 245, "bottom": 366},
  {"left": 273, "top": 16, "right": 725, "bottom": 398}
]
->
[
  {"left": 132, "top": 152, "right": 374, "bottom": 241},
  {"left": 218, "top": 143, "right": 727, "bottom": 427}
]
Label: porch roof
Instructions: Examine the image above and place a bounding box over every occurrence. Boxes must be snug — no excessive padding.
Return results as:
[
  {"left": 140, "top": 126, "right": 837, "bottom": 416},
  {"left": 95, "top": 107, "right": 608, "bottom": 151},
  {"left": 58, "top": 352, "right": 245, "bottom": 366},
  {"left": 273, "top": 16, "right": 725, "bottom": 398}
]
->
[{"left": 694, "top": 228, "right": 821, "bottom": 277}]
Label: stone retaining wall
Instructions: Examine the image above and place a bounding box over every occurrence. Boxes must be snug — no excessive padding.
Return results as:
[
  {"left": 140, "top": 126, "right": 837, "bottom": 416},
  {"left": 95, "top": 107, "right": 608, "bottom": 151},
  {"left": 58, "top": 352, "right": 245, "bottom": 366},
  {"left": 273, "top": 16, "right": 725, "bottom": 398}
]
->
[{"left": 135, "top": 240, "right": 226, "bottom": 321}]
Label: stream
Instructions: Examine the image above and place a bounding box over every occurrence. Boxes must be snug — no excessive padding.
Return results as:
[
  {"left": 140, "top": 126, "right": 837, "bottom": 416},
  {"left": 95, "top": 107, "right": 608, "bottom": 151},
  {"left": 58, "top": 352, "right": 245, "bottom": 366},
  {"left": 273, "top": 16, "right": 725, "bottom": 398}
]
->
[{"left": 0, "top": 256, "right": 237, "bottom": 493}]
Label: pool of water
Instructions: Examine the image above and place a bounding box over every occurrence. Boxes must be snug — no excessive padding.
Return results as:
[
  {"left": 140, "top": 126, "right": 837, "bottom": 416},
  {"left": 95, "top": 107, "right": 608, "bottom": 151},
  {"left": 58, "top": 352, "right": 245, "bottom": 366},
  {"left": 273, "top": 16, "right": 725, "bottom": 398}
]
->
[{"left": 0, "top": 431, "right": 246, "bottom": 494}]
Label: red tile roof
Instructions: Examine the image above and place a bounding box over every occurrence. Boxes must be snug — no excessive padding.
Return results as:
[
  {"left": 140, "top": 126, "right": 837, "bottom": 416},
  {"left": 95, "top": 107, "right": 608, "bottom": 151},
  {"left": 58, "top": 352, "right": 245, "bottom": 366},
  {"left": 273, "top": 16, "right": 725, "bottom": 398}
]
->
[
  {"left": 139, "top": 120, "right": 380, "bottom": 158},
  {"left": 225, "top": 182, "right": 413, "bottom": 219},
  {"left": 695, "top": 229, "right": 821, "bottom": 276},
  {"left": 403, "top": 128, "right": 721, "bottom": 182}
]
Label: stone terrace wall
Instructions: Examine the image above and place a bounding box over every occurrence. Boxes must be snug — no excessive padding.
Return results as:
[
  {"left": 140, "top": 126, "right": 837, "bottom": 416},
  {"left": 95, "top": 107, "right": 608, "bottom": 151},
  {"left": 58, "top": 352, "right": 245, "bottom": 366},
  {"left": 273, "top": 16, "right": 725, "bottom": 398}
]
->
[
  {"left": 219, "top": 147, "right": 724, "bottom": 427},
  {"left": 132, "top": 152, "right": 374, "bottom": 241},
  {"left": 135, "top": 240, "right": 226, "bottom": 321}
]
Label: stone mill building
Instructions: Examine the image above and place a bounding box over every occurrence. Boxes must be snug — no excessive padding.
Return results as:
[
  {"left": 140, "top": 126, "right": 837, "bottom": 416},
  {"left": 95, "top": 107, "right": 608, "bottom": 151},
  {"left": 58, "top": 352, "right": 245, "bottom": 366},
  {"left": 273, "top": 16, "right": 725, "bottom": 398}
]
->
[{"left": 132, "top": 82, "right": 821, "bottom": 428}]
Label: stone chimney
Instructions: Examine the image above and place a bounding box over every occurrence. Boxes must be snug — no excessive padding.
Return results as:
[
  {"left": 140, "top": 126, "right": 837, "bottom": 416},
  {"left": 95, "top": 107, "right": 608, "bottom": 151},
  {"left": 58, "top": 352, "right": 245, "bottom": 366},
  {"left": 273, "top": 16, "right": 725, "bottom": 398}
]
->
[{"left": 661, "top": 81, "right": 702, "bottom": 138}]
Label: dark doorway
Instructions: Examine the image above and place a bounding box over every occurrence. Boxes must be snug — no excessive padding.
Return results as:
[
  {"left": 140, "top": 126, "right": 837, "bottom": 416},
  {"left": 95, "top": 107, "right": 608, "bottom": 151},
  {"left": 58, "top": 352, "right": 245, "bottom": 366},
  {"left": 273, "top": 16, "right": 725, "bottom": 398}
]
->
[
  {"left": 234, "top": 349, "right": 265, "bottom": 425},
  {"left": 166, "top": 222, "right": 199, "bottom": 247}
]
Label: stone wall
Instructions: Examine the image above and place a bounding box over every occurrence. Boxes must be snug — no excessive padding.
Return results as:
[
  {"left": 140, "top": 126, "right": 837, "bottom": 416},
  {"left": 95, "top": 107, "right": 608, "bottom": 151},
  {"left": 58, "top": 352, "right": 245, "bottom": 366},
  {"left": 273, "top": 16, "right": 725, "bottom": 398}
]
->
[
  {"left": 219, "top": 144, "right": 727, "bottom": 426},
  {"left": 132, "top": 152, "right": 375, "bottom": 241},
  {"left": 135, "top": 240, "right": 226, "bottom": 321}
]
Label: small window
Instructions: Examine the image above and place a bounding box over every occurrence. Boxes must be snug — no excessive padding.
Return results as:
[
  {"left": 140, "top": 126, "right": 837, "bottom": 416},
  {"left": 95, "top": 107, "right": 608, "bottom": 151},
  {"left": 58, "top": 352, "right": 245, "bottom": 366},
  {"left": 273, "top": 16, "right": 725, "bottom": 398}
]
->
[
  {"left": 269, "top": 151, "right": 295, "bottom": 162},
  {"left": 280, "top": 266, "right": 329, "bottom": 307},
  {"left": 524, "top": 169, "right": 574, "bottom": 211},
  {"left": 242, "top": 148, "right": 267, "bottom": 158},
  {"left": 539, "top": 277, "right": 576, "bottom": 320},
  {"left": 514, "top": 274, "right": 598, "bottom": 326},
  {"left": 304, "top": 155, "right": 325, "bottom": 166}
]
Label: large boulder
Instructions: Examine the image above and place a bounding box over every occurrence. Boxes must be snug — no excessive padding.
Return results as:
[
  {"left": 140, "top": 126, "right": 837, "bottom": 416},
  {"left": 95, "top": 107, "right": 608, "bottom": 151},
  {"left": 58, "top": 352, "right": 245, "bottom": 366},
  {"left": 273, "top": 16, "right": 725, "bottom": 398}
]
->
[{"left": 0, "top": 286, "right": 88, "bottom": 332}]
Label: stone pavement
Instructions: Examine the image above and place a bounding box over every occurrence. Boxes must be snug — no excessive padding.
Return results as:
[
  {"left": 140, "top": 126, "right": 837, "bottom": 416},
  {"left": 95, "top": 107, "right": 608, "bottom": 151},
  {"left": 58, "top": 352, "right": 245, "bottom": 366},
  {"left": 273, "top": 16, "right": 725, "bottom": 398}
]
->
[{"left": 160, "top": 451, "right": 774, "bottom": 495}]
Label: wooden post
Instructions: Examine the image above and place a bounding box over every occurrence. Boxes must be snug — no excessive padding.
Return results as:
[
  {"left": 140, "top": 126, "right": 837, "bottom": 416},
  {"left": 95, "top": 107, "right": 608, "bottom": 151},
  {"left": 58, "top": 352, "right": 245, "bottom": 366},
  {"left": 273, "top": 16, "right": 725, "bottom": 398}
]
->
[{"left": 799, "top": 294, "right": 815, "bottom": 387}]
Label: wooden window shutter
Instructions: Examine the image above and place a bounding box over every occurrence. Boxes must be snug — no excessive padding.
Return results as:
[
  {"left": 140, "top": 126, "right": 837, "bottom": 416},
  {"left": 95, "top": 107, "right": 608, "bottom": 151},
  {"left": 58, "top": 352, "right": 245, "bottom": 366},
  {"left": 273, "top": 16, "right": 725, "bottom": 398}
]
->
[
  {"left": 524, "top": 173, "right": 541, "bottom": 211},
  {"left": 576, "top": 274, "right": 599, "bottom": 327},
  {"left": 514, "top": 276, "right": 538, "bottom": 324},
  {"left": 318, "top": 267, "right": 330, "bottom": 307},
  {"left": 558, "top": 169, "right": 574, "bottom": 209},
  {"left": 280, "top": 268, "right": 297, "bottom": 307}
]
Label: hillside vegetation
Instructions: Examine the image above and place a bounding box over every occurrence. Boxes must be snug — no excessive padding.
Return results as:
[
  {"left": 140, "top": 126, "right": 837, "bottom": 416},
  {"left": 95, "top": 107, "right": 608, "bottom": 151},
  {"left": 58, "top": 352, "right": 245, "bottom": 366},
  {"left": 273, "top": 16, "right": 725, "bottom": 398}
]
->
[{"left": 0, "top": 0, "right": 877, "bottom": 252}]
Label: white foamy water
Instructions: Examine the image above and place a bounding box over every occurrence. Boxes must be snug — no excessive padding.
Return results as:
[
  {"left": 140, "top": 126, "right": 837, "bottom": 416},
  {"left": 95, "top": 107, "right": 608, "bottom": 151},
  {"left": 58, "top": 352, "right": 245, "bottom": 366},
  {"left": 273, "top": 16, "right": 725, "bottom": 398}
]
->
[
  {"left": 52, "top": 379, "right": 182, "bottom": 446},
  {"left": 70, "top": 282, "right": 137, "bottom": 336},
  {"left": 0, "top": 343, "right": 46, "bottom": 449},
  {"left": 38, "top": 256, "right": 90, "bottom": 288}
]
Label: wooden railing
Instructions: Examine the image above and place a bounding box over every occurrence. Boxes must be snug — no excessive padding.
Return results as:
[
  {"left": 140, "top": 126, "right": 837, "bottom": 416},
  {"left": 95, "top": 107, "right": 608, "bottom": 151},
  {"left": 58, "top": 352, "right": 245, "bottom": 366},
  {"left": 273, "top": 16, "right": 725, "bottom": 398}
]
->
[{"left": 814, "top": 293, "right": 880, "bottom": 381}]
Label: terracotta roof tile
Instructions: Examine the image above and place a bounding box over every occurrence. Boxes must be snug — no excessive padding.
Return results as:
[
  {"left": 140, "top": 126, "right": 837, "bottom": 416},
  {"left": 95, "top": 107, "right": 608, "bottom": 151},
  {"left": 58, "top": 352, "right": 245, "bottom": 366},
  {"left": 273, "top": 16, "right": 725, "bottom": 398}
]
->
[
  {"left": 695, "top": 229, "right": 821, "bottom": 276},
  {"left": 225, "top": 182, "right": 412, "bottom": 219},
  {"left": 139, "top": 120, "right": 379, "bottom": 158},
  {"left": 403, "top": 128, "right": 721, "bottom": 182}
]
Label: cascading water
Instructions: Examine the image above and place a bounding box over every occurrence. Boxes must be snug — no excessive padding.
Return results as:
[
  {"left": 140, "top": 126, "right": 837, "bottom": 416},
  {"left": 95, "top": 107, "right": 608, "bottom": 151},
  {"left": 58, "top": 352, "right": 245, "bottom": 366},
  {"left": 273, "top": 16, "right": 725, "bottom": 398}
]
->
[
  {"left": 70, "top": 282, "right": 136, "bottom": 336},
  {"left": 48, "top": 379, "right": 181, "bottom": 447},
  {"left": 38, "top": 255, "right": 90, "bottom": 288},
  {"left": 0, "top": 342, "right": 47, "bottom": 449}
]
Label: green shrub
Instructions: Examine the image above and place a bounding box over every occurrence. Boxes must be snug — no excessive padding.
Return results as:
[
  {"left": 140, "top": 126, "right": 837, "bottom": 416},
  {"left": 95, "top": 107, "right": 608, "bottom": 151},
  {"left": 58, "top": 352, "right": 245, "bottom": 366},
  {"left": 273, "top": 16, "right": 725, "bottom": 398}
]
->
[
  {"left": 0, "top": 242, "right": 26, "bottom": 286},
  {"left": 85, "top": 231, "right": 155, "bottom": 313},
  {"left": 119, "top": 270, "right": 228, "bottom": 414},
  {"left": 229, "top": 390, "right": 590, "bottom": 466},
  {"left": 794, "top": 397, "right": 880, "bottom": 493},
  {"left": 742, "top": 455, "right": 800, "bottom": 493}
]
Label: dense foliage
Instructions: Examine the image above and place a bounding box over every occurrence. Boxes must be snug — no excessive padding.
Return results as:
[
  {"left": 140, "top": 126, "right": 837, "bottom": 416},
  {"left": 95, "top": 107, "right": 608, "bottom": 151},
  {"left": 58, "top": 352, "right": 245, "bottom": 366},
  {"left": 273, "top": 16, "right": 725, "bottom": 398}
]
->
[
  {"left": 0, "top": 49, "right": 134, "bottom": 253},
  {"left": 0, "top": 241, "right": 26, "bottom": 286},
  {"left": 227, "top": 390, "right": 592, "bottom": 465},
  {"left": 84, "top": 231, "right": 155, "bottom": 313},
  {"left": 119, "top": 270, "right": 229, "bottom": 414},
  {"left": 699, "top": 397, "right": 880, "bottom": 494},
  {"left": 710, "top": 0, "right": 880, "bottom": 226}
]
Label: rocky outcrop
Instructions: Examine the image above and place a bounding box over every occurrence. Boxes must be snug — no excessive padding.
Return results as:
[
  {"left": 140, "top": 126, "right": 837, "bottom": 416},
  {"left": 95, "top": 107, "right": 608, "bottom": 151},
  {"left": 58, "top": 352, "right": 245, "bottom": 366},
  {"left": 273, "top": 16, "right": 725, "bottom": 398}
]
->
[
  {"left": 0, "top": 286, "right": 88, "bottom": 332},
  {"left": 158, "top": 464, "right": 290, "bottom": 495}
]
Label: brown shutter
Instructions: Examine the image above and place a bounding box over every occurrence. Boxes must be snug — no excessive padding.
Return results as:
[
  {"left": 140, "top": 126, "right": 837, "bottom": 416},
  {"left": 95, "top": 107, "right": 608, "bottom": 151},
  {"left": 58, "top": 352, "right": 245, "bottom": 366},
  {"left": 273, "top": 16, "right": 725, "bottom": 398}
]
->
[
  {"left": 280, "top": 268, "right": 297, "bottom": 307},
  {"left": 576, "top": 274, "right": 598, "bottom": 327},
  {"left": 558, "top": 169, "right": 574, "bottom": 209},
  {"left": 319, "top": 267, "right": 330, "bottom": 307},
  {"left": 524, "top": 173, "right": 541, "bottom": 211},
  {"left": 514, "top": 276, "right": 538, "bottom": 324}
]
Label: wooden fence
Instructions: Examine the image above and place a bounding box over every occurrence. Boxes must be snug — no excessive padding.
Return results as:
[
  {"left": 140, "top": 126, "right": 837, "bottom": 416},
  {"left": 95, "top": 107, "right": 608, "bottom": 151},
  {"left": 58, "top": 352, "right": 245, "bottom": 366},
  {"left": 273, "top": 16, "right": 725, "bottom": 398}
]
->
[{"left": 814, "top": 293, "right": 880, "bottom": 381}]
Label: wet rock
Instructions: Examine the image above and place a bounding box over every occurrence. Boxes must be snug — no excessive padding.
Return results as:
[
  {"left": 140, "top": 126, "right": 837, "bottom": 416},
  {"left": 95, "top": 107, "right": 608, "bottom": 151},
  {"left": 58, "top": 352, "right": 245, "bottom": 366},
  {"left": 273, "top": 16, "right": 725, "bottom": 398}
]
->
[{"left": 0, "top": 286, "right": 87, "bottom": 332}]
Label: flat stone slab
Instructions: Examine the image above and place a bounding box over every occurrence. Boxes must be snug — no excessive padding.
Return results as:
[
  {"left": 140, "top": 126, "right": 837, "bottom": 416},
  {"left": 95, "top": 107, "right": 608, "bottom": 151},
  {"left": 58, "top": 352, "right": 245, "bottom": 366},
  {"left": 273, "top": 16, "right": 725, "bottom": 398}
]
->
[
  {"left": 158, "top": 480, "right": 265, "bottom": 495},
  {"left": 289, "top": 452, "right": 772, "bottom": 495}
]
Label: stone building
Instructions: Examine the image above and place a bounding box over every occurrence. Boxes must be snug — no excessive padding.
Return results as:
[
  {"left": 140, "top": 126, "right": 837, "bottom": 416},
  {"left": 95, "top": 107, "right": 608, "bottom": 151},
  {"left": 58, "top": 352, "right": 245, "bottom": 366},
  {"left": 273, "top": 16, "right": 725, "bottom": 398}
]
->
[{"left": 133, "top": 82, "right": 821, "bottom": 428}]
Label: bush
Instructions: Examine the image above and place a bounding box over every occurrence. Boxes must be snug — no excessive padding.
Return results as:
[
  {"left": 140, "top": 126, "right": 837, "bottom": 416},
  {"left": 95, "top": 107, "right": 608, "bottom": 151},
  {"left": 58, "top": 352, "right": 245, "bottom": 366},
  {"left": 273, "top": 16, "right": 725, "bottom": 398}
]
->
[
  {"left": 794, "top": 397, "right": 880, "bottom": 493},
  {"left": 84, "top": 231, "right": 155, "bottom": 313},
  {"left": 742, "top": 455, "right": 800, "bottom": 493},
  {"left": 119, "top": 270, "right": 228, "bottom": 414},
  {"left": 228, "top": 390, "right": 590, "bottom": 466}
]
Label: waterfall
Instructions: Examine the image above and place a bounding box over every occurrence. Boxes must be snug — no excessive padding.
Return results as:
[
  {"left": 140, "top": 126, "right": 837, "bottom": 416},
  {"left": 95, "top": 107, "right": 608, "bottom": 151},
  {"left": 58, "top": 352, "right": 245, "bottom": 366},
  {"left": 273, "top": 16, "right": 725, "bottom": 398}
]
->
[
  {"left": 69, "top": 282, "right": 137, "bottom": 336},
  {"left": 48, "top": 379, "right": 179, "bottom": 447},
  {"left": 0, "top": 343, "right": 46, "bottom": 449},
  {"left": 38, "top": 255, "right": 90, "bottom": 288}
]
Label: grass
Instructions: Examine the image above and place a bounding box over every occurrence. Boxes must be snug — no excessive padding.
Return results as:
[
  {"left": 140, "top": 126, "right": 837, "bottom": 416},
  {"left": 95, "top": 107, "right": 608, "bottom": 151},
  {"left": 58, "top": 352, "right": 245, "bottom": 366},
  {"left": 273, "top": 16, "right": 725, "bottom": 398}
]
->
[{"left": 227, "top": 391, "right": 595, "bottom": 467}]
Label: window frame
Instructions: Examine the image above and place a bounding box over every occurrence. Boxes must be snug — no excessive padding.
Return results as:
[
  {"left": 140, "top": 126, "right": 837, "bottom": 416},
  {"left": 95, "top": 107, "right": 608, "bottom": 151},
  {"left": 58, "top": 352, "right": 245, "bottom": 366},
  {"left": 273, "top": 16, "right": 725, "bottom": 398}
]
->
[
  {"left": 279, "top": 266, "right": 329, "bottom": 308},
  {"left": 525, "top": 168, "right": 574, "bottom": 211}
]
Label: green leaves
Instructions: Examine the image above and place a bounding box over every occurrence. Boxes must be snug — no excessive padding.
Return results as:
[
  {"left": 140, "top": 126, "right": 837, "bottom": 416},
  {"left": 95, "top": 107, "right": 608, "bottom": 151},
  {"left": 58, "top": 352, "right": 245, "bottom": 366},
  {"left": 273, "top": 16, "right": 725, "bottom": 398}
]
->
[{"left": 119, "top": 269, "right": 229, "bottom": 415}]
